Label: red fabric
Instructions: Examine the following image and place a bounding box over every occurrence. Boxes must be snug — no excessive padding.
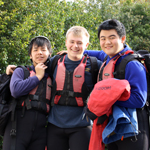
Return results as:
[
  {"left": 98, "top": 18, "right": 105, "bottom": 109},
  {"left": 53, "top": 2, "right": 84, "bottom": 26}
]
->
[
  {"left": 87, "top": 78, "right": 131, "bottom": 117},
  {"left": 89, "top": 109, "right": 112, "bottom": 150},
  {"left": 88, "top": 78, "right": 131, "bottom": 150}
]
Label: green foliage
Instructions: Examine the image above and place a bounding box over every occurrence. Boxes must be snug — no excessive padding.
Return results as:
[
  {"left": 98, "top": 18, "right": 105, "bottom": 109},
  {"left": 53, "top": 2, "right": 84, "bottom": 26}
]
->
[
  {"left": 0, "top": 0, "right": 149, "bottom": 74},
  {"left": 120, "top": 2, "right": 150, "bottom": 51}
]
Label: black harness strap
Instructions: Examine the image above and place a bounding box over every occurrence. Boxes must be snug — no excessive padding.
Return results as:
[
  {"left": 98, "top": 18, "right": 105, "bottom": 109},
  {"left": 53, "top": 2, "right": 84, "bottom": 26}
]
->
[
  {"left": 89, "top": 56, "right": 99, "bottom": 85},
  {"left": 10, "top": 98, "right": 17, "bottom": 150}
]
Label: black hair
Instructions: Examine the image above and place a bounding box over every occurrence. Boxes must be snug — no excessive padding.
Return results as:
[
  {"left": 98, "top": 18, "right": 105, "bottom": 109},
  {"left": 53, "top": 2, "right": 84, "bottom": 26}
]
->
[
  {"left": 28, "top": 36, "right": 52, "bottom": 55},
  {"left": 98, "top": 19, "right": 126, "bottom": 40}
]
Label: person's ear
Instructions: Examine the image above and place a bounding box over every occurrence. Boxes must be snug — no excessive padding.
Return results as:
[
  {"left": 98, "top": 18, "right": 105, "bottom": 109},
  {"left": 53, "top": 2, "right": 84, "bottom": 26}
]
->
[
  {"left": 30, "top": 55, "right": 32, "bottom": 59},
  {"left": 122, "top": 36, "right": 126, "bottom": 44},
  {"left": 85, "top": 42, "right": 89, "bottom": 49},
  {"left": 65, "top": 39, "right": 67, "bottom": 47}
]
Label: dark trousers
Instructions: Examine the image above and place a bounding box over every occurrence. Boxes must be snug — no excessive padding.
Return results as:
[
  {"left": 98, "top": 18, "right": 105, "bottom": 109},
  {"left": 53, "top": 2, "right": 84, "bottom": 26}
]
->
[
  {"left": 3, "top": 109, "right": 47, "bottom": 150},
  {"left": 47, "top": 123, "right": 92, "bottom": 150},
  {"left": 107, "top": 108, "right": 149, "bottom": 150}
]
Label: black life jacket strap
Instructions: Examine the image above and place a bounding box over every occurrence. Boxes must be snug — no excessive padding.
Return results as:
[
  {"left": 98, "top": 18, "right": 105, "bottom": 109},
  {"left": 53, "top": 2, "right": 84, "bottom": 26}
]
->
[
  {"left": 10, "top": 116, "right": 17, "bottom": 150},
  {"left": 10, "top": 98, "right": 17, "bottom": 150},
  {"left": 25, "top": 97, "right": 32, "bottom": 110},
  {"left": 29, "top": 95, "right": 50, "bottom": 104},
  {"left": 97, "top": 114, "right": 108, "bottom": 125},
  {"left": 83, "top": 54, "right": 88, "bottom": 63},
  {"left": 56, "top": 90, "right": 83, "bottom": 98}
]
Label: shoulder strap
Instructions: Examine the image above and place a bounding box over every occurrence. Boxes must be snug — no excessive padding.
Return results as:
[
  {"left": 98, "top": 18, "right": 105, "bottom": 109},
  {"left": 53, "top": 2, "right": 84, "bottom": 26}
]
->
[
  {"left": 115, "top": 54, "right": 138, "bottom": 79},
  {"left": 16, "top": 65, "right": 30, "bottom": 79},
  {"left": 89, "top": 56, "right": 99, "bottom": 85},
  {"left": 104, "top": 55, "right": 108, "bottom": 61}
]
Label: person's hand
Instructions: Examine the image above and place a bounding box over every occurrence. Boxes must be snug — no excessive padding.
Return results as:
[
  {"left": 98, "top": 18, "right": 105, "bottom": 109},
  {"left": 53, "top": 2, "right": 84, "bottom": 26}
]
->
[
  {"left": 57, "top": 50, "right": 68, "bottom": 55},
  {"left": 35, "top": 63, "right": 47, "bottom": 81},
  {"left": 6, "top": 65, "right": 17, "bottom": 75}
]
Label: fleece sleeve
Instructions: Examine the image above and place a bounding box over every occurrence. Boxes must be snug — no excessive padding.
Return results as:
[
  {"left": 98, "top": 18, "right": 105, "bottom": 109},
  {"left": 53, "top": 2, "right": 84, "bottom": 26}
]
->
[
  {"left": 84, "top": 50, "right": 107, "bottom": 62},
  {"left": 10, "top": 68, "right": 40, "bottom": 98}
]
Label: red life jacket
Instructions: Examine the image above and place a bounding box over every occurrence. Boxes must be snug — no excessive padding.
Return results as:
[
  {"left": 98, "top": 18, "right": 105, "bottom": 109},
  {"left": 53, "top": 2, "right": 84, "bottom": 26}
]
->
[
  {"left": 98, "top": 50, "right": 133, "bottom": 81},
  {"left": 51, "top": 55, "right": 90, "bottom": 107},
  {"left": 17, "top": 69, "right": 52, "bottom": 114}
]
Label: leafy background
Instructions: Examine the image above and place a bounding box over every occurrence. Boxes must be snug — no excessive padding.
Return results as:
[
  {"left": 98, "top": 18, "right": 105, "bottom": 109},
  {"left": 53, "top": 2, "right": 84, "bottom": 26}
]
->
[
  {"left": 0, "top": 0, "right": 150, "bottom": 148},
  {"left": 0, "top": 0, "right": 150, "bottom": 74}
]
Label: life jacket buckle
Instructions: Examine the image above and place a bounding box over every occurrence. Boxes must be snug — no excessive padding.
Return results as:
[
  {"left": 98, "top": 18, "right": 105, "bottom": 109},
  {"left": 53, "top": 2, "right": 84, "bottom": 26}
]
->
[
  {"left": 68, "top": 91, "right": 74, "bottom": 97},
  {"left": 10, "top": 129, "right": 16, "bottom": 136},
  {"left": 33, "top": 95, "right": 39, "bottom": 101}
]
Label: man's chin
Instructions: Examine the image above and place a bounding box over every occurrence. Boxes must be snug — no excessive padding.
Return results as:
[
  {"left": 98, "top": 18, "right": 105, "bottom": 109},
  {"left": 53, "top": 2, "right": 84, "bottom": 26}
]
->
[
  {"left": 68, "top": 54, "right": 82, "bottom": 61},
  {"left": 35, "top": 61, "right": 45, "bottom": 64}
]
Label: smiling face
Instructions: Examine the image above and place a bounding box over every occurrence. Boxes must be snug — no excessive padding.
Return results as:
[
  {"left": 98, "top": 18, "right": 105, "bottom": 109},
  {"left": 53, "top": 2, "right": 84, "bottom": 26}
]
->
[
  {"left": 65, "top": 32, "right": 89, "bottom": 61},
  {"left": 99, "top": 29, "right": 126, "bottom": 58},
  {"left": 30, "top": 44, "right": 50, "bottom": 66}
]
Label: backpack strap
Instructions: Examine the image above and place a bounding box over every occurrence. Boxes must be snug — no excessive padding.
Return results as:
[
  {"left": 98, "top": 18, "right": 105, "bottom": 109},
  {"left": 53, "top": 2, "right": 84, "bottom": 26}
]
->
[
  {"left": 88, "top": 56, "right": 99, "bottom": 85},
  {"left": 10, "top": 98, "right": 17, "bottom": 150},
  {"left": 16, "top": 65, "right": 30, "bottom": 78},
  {"left": 115, "top": 54, "right": 137, "bottom": 79}
]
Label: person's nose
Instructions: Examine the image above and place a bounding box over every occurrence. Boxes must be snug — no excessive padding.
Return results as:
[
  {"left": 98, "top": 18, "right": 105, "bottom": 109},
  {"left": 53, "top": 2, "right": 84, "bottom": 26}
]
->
[
  {"left": 105, "top": 38, "right": 111, "bottom": 44},
  {"left": 38, "top": 49, "right": 42, "bottom": 54},
  {"left": 74, "top": 43, "right": 78, "bottom": 48}
]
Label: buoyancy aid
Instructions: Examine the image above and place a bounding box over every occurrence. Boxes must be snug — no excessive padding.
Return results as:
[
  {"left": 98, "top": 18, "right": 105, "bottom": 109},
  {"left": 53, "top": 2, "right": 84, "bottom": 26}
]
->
[
  {"left": 17, "top": 68, "right": 52, "bottom": 114},
  {"left": 51, "top": 55, "right": 90, "bottom": 107},
  {"left": 98, "top": 50, "right": 134, "bottom": 81}
]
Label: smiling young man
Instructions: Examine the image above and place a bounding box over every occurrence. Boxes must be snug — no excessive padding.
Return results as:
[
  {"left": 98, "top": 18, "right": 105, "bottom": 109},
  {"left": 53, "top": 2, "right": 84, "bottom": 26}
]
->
[
  {"left": 47, "top": 26, "right": 102, "bottom": 150},
  {"left": 84, "top": 19, "right": 149, "bottom": 150},
  {"left": 65, "top": 27, "right": 89, "bottom": 61},
  {"left": 99, "top": 29, "right": 126, "bottom": 58}
]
